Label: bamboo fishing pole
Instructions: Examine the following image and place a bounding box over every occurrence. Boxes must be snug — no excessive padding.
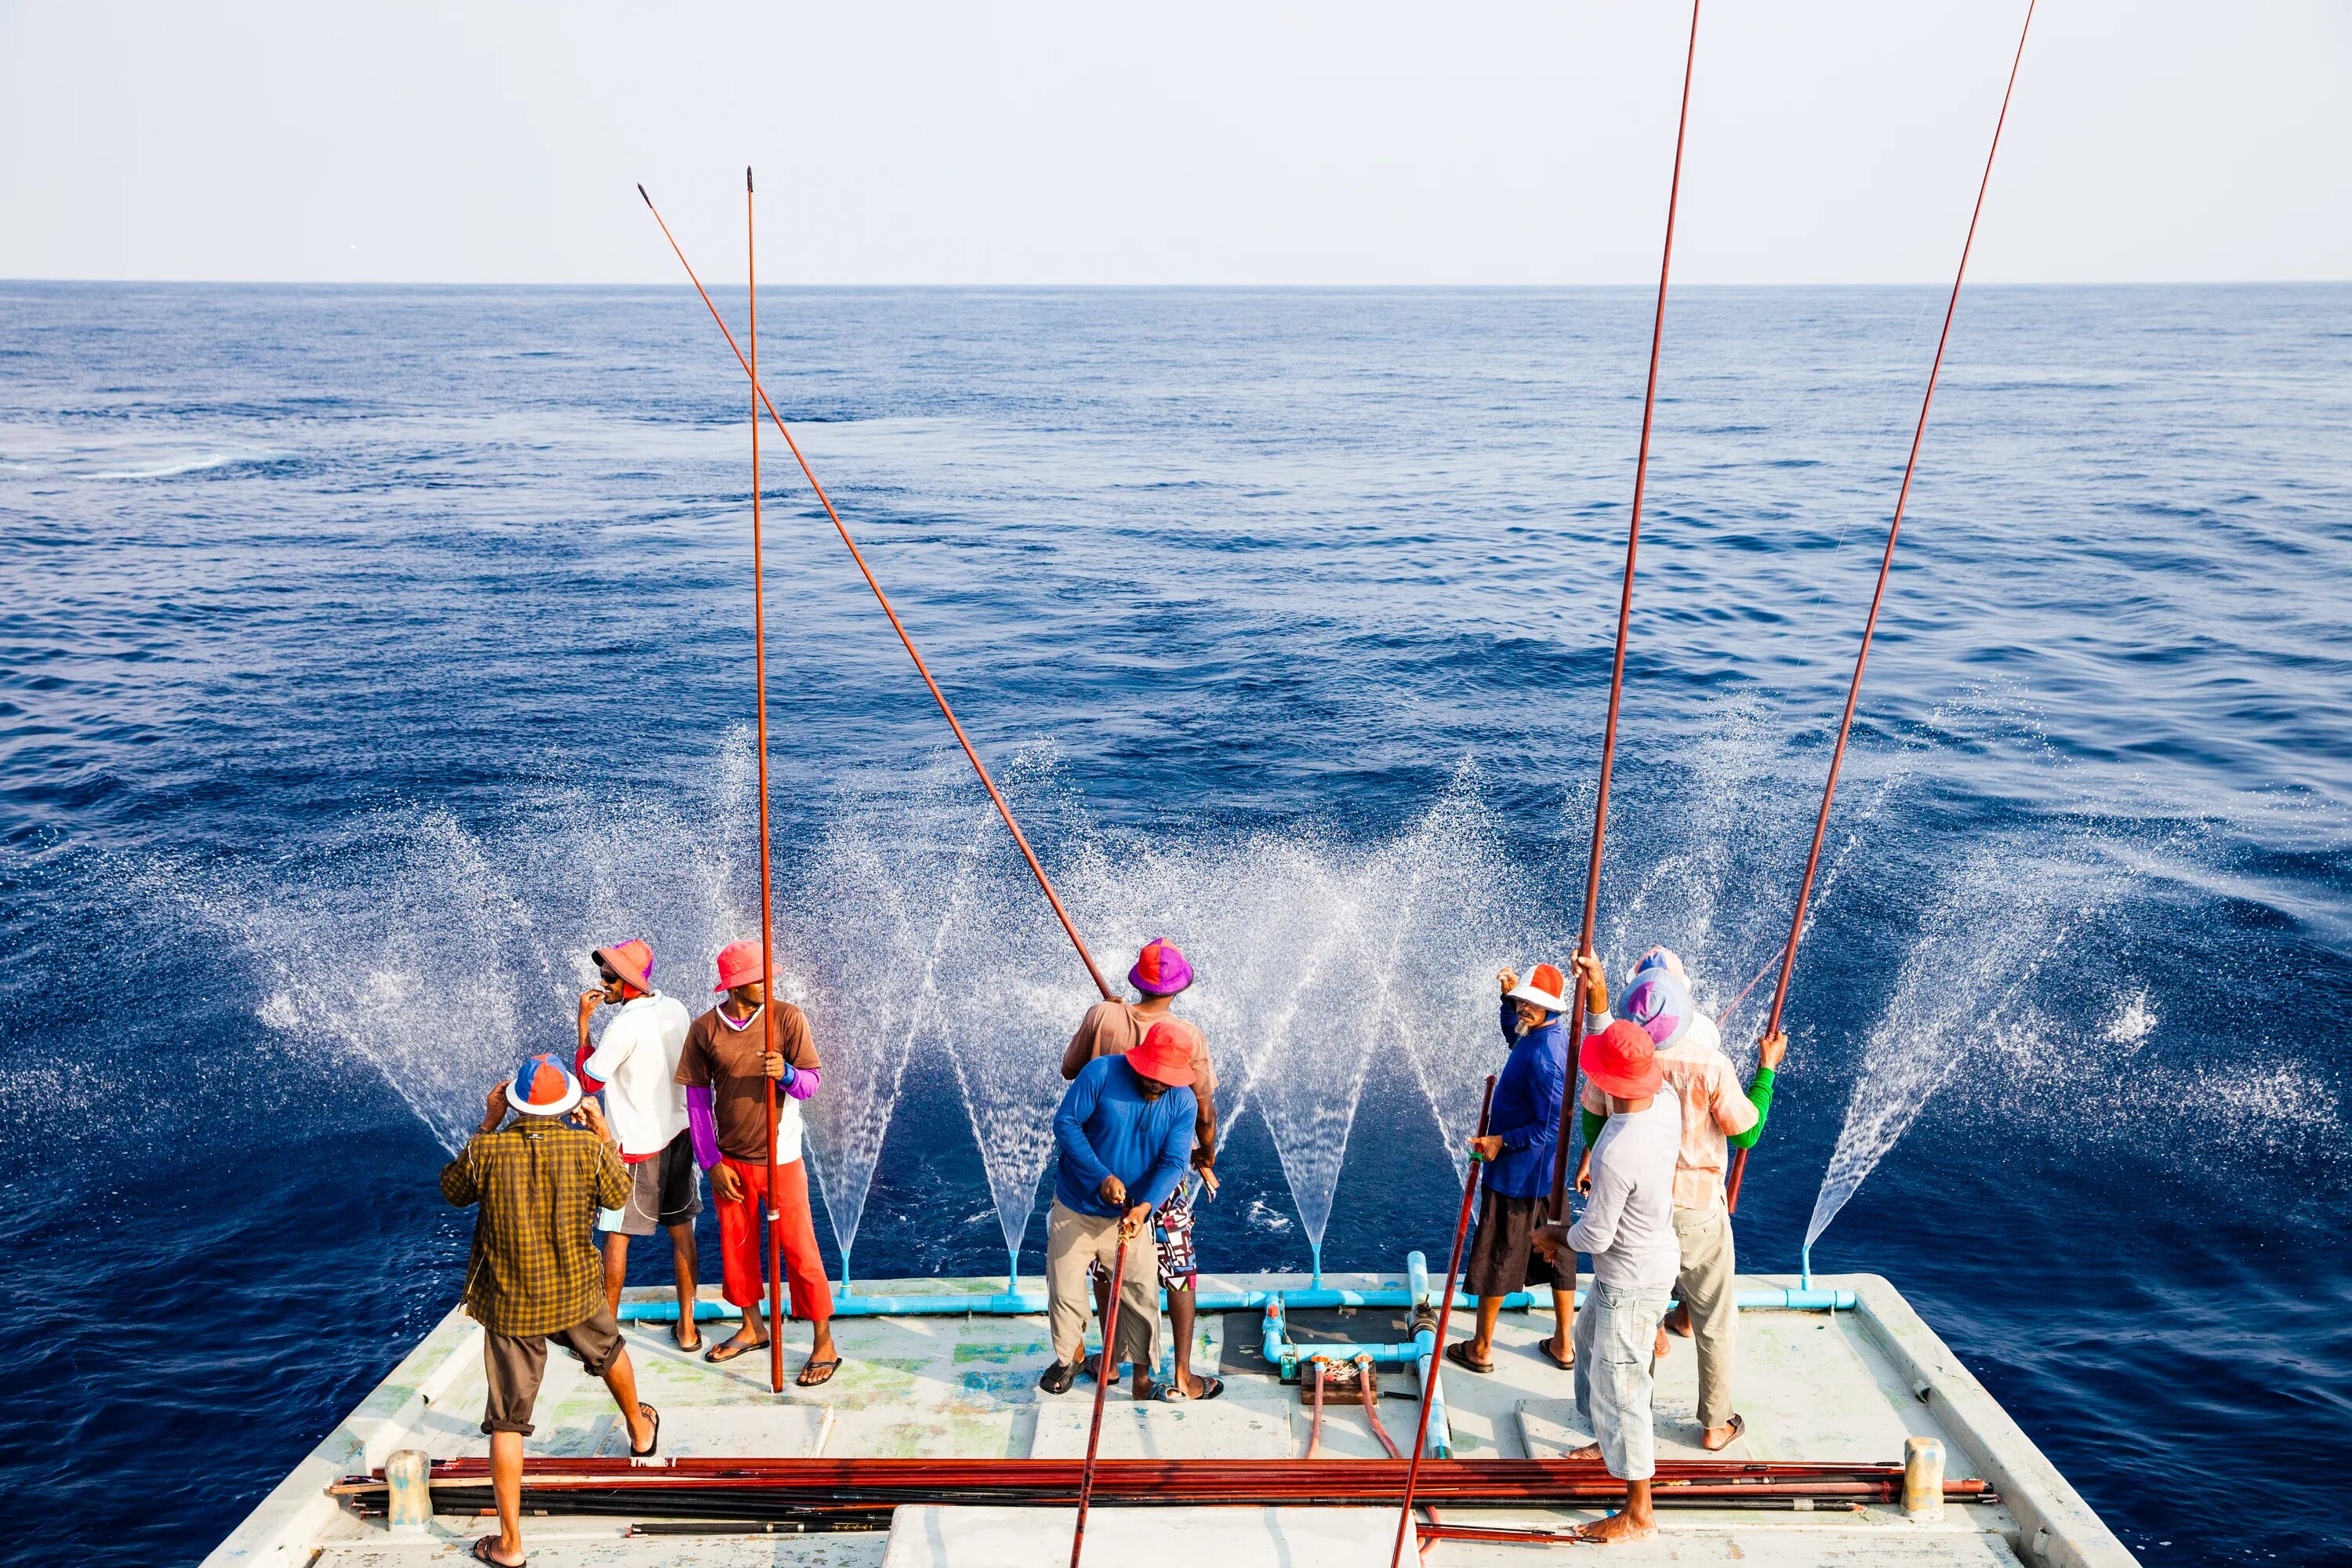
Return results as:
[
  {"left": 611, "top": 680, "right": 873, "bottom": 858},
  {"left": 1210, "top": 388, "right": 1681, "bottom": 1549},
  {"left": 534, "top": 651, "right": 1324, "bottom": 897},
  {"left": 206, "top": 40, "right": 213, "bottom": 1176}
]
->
[
  {"left": 1723, "top": 0, "right": 2036, "bottom": 1214},
  {"left": 1390, "top": 1073, "right": 1495, "bottom": 1568},
  {"left": 636, "top": 183, "right": 1114, "bottom": 1005},
  {"left": 746, "top": 165, "right": 786, "bottom": 1395},
  {"left": 1549, "top": 0, "right": 1703, "bottom": 1224},
  {"left": 1069, "top": 1229, "right": 1131, "bottom": 1568}
]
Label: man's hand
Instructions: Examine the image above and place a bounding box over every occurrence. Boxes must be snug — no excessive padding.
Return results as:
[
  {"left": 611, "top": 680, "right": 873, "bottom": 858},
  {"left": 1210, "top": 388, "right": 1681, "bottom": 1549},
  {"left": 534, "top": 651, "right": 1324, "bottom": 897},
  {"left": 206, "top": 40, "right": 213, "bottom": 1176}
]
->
[
  {"left": 1572, "top": 952, "right": 1607, "bottom": 1009},
  {"left": 1497, "top": 967, "right": 1519, "bottom": 996},
  {"left": 763, "top": 1051, "right": 786, "bottom": 1082},
  {"left": 1120, "top": 1203, "right": 1153, "bottom": 1239},
  {"left": 710, "top": 1163, "right": 745, "bottom": 1204},
  {"left": 480, "top": 1082, "right": 510, "bottom": 1134},
  {"left": 575, "top": 1097, "right": 615, "bottom": 1145},
  {"left": 578, "top": 989, "right": 604, "bottom": 1027},
  {"left": 1098, "top": 1174, "right": 1127, "bottom": 1210},
  {"left": 1757, "top": 1029, "right": 1788, "bottom": 1072},
  {"left": 1468, "top": 1134, "right": 1504, "bottom": 1163},
  {"left": 1529, "top": 1222, "right": 1568, "bottom": 1263},
  {"left": 1196, "top": 1165, "right": 1221, "bottom": 1199},
  {"left": 1575, "top": 1151, "right": 1594, "bottom": 1196}
]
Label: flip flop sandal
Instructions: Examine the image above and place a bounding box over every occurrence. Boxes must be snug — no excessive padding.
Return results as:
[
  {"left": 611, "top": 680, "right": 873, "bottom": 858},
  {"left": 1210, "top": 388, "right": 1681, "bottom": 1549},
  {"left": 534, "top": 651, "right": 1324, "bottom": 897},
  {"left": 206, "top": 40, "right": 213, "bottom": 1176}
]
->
[
  {"left": 670, "top": 1317, "right": 703, "bottom": 1352},
  {"left": 703, "top": 1336, "right": 768, "bottom": 1364},
  {"left": 1537, "top": 1339, "right": 1575, "bottom": 1370},
  {"left": 629, "top": 1403, "right": 659, "bottom": 1459},
  {"left": 1442, "top": 1339, "right": 1494, "bottom": 1376},
  {"left": 1699, "top": 1413, "right": 1746, "bottom": 1452},
  {"left": 1158, "top": 1374, "right": 1224, "bottom": 1402},
  {"left": 1037, "top": 1361, "right": 1078, "bottom": 1396},
  {"left": 796, "top": 1358, "right": 843, "bottom": 1388},
  {"left": 471, "top": 1536, "right": 524, "bottom": 1567}
]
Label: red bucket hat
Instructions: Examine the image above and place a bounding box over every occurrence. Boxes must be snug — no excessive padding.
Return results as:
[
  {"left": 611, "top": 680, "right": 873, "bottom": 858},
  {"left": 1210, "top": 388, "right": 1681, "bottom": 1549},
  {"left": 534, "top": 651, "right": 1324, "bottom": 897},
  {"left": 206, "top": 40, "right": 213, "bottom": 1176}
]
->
[
  {"left": 1581, "top": 1018, "right": 1664, "bottom": 1099},
  {"left": 713, "top": 938, "right": 764, "bottom": 993},
  {"left": 592, "top": 938, "right": 655, "bottom": 994},
  {"left": 1127, "top": 1021, "right": 1196, "bottom": 1088}
]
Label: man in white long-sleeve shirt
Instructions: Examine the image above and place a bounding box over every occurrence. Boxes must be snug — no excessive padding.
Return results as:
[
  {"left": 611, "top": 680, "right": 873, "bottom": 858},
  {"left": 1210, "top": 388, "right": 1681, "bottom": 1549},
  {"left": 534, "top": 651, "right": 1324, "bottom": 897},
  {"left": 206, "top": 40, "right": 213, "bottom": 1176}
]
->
[{"left": 1533, "top": 952, "right": 1681, "bottom": 1546}]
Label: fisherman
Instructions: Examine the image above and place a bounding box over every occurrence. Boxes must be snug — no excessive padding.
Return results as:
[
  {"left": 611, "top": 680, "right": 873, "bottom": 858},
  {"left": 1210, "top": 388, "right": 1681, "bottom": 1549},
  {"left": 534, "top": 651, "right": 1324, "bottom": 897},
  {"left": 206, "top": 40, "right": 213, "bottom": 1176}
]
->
[
  {"left": 1445, "top": 961, "right": 1575, "bottom": 1377},
  {"left": 441, "top": 1052, "right": 659, "bottom": 1568},
  {"left": 1062, "top": 938, "right": 1222, "bottom": 1401},
  {"left": 1572, "top": 947, "right": 1784, "bottom": 1450},
  {"left": 674, "top": 938, "right": 840, "bottom": 1386},
  {"left": 1531, "top": 959, "right": 1682, "bottom": 1547},
  {"left": 1037, "top": 1022, "right": 1198, "bottom": 1399},
  {"left": 575, "top": 938, "right": 701, "bottom": 1349}
]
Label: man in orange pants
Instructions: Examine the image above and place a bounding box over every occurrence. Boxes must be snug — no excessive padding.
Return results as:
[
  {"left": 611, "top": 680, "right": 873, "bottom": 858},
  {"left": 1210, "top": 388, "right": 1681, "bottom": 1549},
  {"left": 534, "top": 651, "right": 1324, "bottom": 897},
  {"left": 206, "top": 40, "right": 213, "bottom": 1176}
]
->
[{"left": 675, "top": 939, "right": 839, "bottom": 1385}]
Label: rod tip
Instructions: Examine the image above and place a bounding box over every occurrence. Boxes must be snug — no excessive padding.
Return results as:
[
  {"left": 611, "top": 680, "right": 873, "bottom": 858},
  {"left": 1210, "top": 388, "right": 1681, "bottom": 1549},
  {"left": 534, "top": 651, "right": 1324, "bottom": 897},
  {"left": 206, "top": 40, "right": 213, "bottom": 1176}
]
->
[
  {"left": 746, "top": 165, "right": 754, "bottom": 193},
  {"left": 636, "top": 182, "right": 650, "bottom": 206}
]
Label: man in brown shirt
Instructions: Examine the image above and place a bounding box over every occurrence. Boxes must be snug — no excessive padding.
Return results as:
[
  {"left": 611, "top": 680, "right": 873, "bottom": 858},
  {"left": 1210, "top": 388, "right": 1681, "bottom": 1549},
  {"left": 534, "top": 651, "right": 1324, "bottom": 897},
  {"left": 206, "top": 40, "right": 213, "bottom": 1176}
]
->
[
  {"left": 440, "top": 1051, "right": 658, "bottom": 1568},
  {"left": 674, "top": 938, "right": 838, "bottom": 1385},
  {"left": 1062, "top": 937, "right": 1222, "bottom": 1399}
]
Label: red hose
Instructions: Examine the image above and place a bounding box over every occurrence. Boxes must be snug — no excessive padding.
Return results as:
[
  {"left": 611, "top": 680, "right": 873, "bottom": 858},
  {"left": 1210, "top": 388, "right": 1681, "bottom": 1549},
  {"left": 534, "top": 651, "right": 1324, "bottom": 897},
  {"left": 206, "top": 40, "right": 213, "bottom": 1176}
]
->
[
  {"left": 637, "top": 185, "right": 1114, "bottom": 1004},
  {"left": 1551, "top": 0, "right": 1704, "bottom": 1221},
  {"left": 1726, "top": 0, "right": 2037, "bottom": 1213}
]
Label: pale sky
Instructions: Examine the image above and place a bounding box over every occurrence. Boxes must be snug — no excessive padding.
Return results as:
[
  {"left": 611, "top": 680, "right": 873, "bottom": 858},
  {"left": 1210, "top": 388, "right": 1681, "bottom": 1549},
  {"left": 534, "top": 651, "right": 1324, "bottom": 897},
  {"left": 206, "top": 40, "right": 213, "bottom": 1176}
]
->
[{"left": 4, "top": 0, "right": 2347, "bottom": 285}]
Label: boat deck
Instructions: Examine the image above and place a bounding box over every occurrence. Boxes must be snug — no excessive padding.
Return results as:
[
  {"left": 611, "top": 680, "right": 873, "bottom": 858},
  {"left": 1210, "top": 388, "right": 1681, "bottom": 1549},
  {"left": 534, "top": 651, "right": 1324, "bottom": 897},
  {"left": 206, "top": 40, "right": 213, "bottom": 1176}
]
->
[{"left": 202, "top": 1271, "right": 2136, "bottom": 1568}]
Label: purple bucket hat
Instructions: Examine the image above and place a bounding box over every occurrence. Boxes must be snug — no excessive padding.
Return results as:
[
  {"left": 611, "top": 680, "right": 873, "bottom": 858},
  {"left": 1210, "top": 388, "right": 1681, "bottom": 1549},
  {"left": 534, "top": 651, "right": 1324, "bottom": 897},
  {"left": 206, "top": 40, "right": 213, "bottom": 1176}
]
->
[
  {"left": 1129, "top": 938, "right": 1195, "bottom": 996},
  {"left": 1619, "top": 967, "right": 1693, "bottom": 1051}
]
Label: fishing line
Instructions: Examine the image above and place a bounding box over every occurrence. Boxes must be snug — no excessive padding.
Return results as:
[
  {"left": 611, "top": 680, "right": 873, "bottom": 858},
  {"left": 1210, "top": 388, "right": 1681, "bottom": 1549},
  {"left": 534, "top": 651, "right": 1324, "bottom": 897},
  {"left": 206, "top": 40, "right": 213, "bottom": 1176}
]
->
[
  {"left": 637, "top": 183, "right": 1114, "bottom": 1004},
  {"left": 1726, "top": 0, "right": 2038, "bottom": 1214}
]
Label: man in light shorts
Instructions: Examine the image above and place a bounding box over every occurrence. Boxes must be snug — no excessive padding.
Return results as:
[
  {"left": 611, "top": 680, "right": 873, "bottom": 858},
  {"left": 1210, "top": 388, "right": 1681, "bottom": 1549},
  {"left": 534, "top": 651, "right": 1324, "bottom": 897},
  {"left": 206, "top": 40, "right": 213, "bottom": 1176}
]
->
[
  {"left": 1534, "top": 953, "right": 1682, "bottom": 1546},
  {"left": 577, "top": 938, "right": 701, "bottom": 1350}
]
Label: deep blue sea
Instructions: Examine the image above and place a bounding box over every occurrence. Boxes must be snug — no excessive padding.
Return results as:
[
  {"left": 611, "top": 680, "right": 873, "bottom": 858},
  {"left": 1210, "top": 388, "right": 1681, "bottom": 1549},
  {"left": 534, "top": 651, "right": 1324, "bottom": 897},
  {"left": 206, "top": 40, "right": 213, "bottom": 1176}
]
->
[{"left": 2, "top": 282, "right": 2347, "bottom": 1566}]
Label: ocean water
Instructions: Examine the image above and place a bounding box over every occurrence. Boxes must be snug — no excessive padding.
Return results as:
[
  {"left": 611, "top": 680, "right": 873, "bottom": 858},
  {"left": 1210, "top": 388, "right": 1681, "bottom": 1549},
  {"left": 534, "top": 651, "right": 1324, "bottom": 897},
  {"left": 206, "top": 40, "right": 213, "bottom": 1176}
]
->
[{"left": 1, "top": 281, "right": 2347, "bottom": 1566}]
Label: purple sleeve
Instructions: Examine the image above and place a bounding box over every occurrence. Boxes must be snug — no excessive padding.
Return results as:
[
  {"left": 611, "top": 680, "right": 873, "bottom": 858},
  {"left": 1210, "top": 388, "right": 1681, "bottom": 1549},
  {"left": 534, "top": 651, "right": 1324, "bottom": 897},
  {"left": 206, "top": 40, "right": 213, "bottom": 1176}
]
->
[
  {"left": 687, "top": 1085, "right": 720, "bottom": 1169},
  {"left": 785, "top": 1066, "right": 819, "bottom": 1102}
]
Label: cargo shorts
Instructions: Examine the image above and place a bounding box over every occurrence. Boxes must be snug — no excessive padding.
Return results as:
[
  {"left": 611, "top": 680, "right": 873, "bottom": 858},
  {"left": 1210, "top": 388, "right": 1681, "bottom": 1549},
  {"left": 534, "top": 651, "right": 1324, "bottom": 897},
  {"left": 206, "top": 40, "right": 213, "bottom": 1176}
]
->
[{"left": 481, "top": 1305, "right": 626, "bottom": 1436}]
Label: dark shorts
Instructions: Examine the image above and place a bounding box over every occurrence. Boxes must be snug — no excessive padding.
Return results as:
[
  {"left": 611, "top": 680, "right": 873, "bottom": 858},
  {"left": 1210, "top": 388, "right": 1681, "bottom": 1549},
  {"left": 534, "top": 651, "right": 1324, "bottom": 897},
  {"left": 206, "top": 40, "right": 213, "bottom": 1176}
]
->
[
  {"left": 1464, "top": 1187, "right": 1574, "bottom": 1298},
  {"left": 597, "top": 1131, "right": 702, "bottom": 1238},
  {"left": 481, "top": 1305, "right": 625, "bottom": 1436}
]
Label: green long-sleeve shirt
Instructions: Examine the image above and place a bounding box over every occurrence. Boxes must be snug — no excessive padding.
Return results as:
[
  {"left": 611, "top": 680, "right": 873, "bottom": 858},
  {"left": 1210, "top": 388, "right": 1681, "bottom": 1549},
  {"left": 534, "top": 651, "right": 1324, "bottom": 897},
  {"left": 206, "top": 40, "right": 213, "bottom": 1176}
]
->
[{"left": 1582, "top": 1064, "right": 1777, "bottom": 1152}]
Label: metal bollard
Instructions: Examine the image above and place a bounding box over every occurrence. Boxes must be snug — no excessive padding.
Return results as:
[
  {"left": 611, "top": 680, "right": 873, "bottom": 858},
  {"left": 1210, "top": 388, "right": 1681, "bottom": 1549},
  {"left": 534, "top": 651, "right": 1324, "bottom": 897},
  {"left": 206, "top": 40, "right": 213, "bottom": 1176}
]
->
[
  {"left": 385, "top": 1448, "right": 432, "bottom": 1534},
  {"left": 1903, "top": 1436, "right": 1945, "bottom": 1522}
]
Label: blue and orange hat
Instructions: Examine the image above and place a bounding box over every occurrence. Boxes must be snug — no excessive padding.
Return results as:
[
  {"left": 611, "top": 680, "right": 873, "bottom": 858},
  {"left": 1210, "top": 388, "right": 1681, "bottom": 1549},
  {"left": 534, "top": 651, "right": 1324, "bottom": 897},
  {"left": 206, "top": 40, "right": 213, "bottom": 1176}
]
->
[
  {"left": 508, "top": 1051, "right": 584, "bottom": 1118},
  {"left": 1129, "top": 938, "right": 1195, "bottom": 997}
]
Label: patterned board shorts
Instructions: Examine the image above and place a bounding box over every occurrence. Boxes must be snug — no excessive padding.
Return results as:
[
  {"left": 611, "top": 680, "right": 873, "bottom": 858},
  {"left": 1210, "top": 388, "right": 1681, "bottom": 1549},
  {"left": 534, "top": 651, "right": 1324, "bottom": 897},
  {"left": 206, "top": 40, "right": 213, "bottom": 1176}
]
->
[{"left": 1091, "top": 1178, "right": 1200, "bottom": 1293}]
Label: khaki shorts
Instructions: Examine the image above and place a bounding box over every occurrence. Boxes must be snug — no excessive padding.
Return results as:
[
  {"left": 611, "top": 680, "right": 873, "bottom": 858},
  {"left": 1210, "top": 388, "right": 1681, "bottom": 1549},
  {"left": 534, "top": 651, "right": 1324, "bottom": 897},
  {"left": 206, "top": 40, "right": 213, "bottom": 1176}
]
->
[
  {"left": 597, "top": 1131, "right": 702, "bottom": 1237},
  {"left": 481, "top": 1306, "right": 625, "bottom": 1436}
]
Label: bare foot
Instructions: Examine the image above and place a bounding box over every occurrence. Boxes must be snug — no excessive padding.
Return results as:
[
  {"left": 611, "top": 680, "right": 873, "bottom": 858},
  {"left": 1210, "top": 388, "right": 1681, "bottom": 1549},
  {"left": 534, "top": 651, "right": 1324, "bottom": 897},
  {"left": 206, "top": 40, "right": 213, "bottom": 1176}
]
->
[
  {"left": 1566, "top": 1441, "right": 1603, "bottom": 1461},
  {"left": 1664, "top": 1305, "right": 1691, "bottom": 1338},
  {"left": 1575, "top": 1510, "right": 1659, "bottom": 1544},
  {"left": 1653, "top": 1326, "right": 1671, "bottom": 1359}
]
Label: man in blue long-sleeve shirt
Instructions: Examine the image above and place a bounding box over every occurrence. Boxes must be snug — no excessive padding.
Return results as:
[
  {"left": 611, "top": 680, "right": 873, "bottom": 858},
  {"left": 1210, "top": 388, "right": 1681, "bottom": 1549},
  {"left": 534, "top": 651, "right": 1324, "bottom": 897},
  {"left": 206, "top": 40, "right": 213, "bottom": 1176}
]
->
[
  {"left": 1444, "top": 962, "right": 1576, "bottom": 1377},
  {"left": 1038, "top": 1025, "right": 1198, "bottom": 1399}
]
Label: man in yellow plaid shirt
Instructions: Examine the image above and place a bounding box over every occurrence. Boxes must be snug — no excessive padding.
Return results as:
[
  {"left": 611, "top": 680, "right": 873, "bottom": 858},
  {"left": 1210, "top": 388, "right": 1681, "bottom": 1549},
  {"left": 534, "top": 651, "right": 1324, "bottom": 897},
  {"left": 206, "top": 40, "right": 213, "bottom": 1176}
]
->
[{"left": 441, "top": 1051, "right": 661, "bottom": 1568}]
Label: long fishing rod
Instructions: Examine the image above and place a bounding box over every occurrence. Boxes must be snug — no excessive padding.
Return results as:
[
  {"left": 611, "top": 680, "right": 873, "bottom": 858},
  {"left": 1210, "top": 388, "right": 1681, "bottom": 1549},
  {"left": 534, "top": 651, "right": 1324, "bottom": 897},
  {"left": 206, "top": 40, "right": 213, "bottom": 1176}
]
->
[
  {"left": 746, "top": 166, "right": 786, "bottom": 1395},
  {"left": 1390, "top": 1074, "right": 1494, "bottom": 1568},
  {"left": 1724, "top": 0, "right": 2036, "bottom": 1214},
  {"left": 1070, "top": 1231, "right": 1131, "bottom": 1568},
  {"left": 1549, "top": 0, "right": 1704, "bottom": 1222},
  {"left": 637, "top": 183, "right": 1114, "bottom": 1004}
]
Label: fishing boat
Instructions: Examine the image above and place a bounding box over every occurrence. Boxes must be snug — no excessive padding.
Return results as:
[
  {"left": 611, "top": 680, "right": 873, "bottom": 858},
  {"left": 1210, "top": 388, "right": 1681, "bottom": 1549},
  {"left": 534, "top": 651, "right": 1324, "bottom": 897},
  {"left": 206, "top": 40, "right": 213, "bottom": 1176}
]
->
[
  {"left": 203, "top": 5, "right": 2147, "bottom": 1564},
  {"left": 204, "top": 1261, "right": 2135, "bottom": 1566}
]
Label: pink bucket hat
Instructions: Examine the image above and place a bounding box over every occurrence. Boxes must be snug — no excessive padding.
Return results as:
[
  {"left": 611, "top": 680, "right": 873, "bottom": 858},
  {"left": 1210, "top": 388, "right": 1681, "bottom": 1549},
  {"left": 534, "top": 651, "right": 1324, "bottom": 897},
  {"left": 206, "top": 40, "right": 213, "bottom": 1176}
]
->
[
  {"left": 713, "top": 938, "right": 765, "bottom": 993},
  {"left": 1619, "top": 967, "right": 1694, "bottom": 1051},
  {"left": 1129, "top": 938, "right": 1194, "bottom": 996},
  {"left": 592, "top": 938, "right": 655, "bottom": 994}
]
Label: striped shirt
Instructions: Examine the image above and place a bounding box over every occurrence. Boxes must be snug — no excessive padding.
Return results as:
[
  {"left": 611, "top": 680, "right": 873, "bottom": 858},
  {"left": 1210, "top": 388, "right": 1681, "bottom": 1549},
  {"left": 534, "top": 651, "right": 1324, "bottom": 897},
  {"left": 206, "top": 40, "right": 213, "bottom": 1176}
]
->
[{"left": 440, "top": 1120, "right": 629, "bottom": 1336}]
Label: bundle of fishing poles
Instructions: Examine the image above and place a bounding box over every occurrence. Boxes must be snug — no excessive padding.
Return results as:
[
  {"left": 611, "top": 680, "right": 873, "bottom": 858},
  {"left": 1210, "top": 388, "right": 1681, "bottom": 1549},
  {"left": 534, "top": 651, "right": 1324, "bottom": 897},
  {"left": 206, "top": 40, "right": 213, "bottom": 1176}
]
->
[{"left": 332, "top": 1455, "right": 1996, "bottom": 1528}]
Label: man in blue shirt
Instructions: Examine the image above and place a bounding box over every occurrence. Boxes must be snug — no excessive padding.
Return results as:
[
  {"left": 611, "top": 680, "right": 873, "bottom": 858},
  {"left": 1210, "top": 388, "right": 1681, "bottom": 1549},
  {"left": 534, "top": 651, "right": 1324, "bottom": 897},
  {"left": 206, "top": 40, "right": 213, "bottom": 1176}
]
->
[
  {"left": 1039, "top": 1025, "right": 1198, "bottom": 1398},
  {"left": 1445, "top": 962, "right": 1575, "bottom": 1375}
]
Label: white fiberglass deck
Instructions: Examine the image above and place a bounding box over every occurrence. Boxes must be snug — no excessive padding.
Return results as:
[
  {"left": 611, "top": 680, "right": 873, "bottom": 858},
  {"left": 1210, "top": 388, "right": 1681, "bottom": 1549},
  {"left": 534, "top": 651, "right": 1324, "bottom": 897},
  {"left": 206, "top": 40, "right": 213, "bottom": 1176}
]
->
[{"left": 201, "top": 1272, "right": 2136, "bottom": 1568}]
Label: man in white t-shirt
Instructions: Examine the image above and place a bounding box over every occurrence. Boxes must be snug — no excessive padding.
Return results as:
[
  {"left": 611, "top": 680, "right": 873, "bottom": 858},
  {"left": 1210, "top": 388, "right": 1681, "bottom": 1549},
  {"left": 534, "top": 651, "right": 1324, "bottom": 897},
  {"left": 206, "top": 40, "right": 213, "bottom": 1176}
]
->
[
  {"left": 1533, "top": 951, "right": 1681, "bottom": 1546},
  {"left": 577, "top": 938, "right": 699, "bottom": 1348}
]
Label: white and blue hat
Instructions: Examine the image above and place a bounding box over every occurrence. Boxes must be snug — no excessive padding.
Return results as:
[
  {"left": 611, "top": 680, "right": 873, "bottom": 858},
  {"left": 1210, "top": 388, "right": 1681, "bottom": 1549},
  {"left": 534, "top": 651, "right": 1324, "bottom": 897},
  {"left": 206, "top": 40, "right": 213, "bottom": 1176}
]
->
[{"left": 1618, "top": 967, "right": 1694, "bottom": 1051}]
